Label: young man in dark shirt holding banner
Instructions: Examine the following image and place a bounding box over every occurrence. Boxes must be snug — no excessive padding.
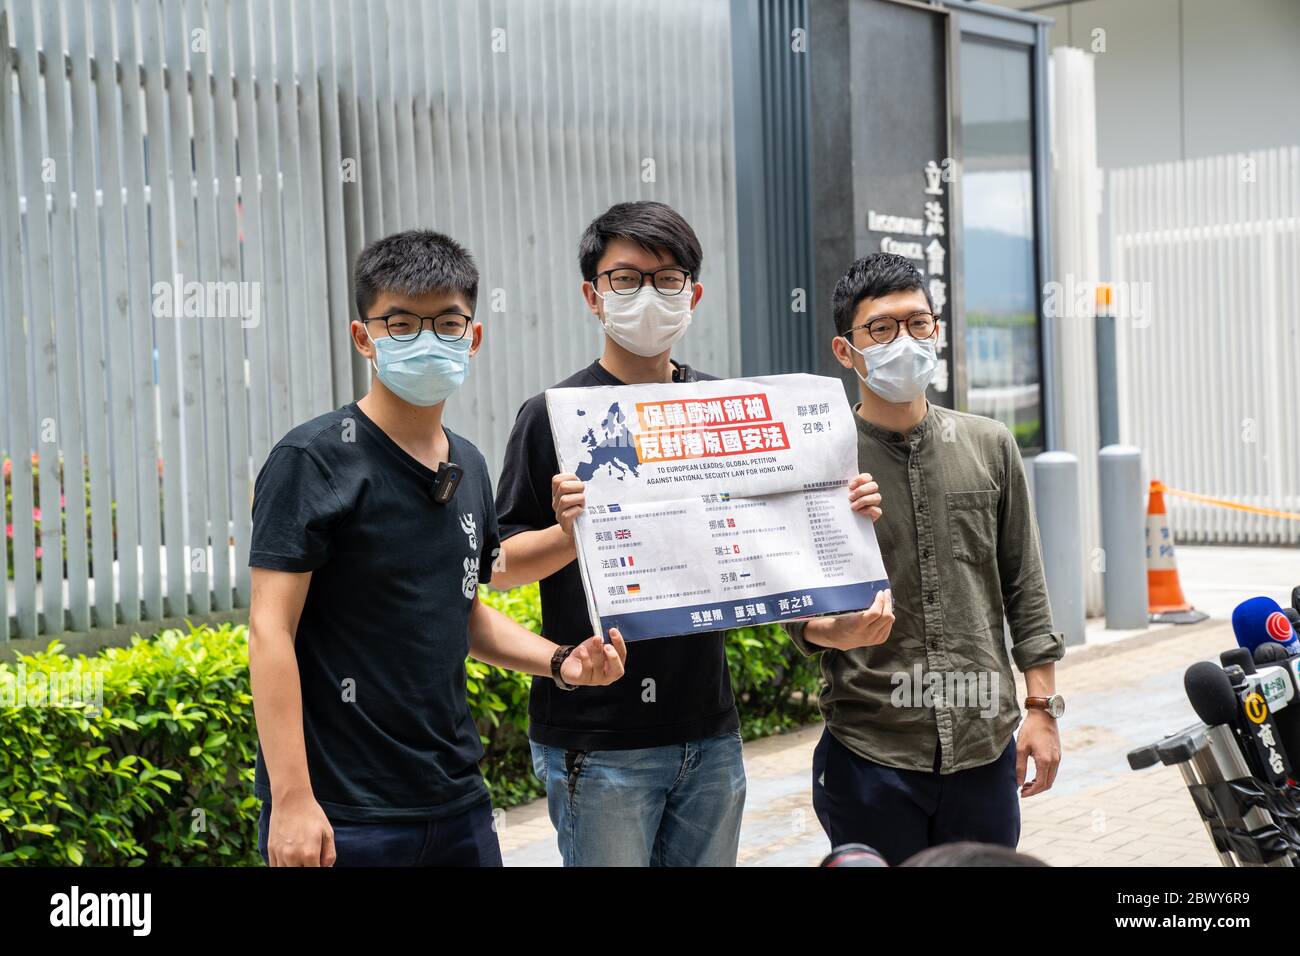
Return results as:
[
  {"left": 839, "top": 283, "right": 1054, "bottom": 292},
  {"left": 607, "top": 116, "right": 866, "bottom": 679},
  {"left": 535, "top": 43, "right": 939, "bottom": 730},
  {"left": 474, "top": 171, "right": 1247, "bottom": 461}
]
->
[
  {"left": 493, "top": 202, "right": 893, "bottom": 866},
  {"left": 247, "top": 230, "right": 626, "bottom": 867},
  {"left": 784, "top": 252, "right": 1065, "bottom": 865}
]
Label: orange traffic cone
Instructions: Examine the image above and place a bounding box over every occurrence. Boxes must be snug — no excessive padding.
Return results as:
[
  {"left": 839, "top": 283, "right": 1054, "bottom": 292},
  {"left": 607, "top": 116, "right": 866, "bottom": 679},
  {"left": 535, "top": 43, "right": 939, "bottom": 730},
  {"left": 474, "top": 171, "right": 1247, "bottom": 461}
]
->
[{"left": 1146, "top": 480, "right": 1208, "bottom": 625}]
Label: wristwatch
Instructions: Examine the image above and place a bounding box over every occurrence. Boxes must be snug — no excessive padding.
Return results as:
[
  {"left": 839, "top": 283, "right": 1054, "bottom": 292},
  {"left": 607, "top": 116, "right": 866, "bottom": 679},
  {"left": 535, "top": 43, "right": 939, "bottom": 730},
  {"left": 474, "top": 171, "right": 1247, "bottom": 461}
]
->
[
  {"left": 551, "top": 645, "right": 578, "bottom": 691},
  {"left": 1025, "top": 694, "right": 1065, "bottom": 719}
]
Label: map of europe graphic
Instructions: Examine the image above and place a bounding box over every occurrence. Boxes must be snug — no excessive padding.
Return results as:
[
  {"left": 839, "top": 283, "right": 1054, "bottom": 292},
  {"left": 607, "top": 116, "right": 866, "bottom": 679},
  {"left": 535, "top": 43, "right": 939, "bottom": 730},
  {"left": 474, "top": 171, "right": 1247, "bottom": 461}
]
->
[{"left": 574, "top": 403, "right": 640, "bottom": 482}]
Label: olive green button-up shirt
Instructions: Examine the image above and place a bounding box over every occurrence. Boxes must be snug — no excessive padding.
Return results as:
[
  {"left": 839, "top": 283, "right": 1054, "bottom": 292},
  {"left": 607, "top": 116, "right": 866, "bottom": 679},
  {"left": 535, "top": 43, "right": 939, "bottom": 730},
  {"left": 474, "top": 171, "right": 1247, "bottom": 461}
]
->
[{"left": 785, "top": 402, "right": 1064, "bottom": 774}]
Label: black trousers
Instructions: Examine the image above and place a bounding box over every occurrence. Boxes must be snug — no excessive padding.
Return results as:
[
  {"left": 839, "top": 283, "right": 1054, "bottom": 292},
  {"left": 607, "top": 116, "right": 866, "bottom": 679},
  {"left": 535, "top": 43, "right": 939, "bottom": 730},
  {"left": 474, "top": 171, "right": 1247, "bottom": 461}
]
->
[
  {"left": 257, "top": 797, "right": 503, "bottom": 867},
  {"left": 811, "top": 727, "right": 1021, "bottom": 866}
]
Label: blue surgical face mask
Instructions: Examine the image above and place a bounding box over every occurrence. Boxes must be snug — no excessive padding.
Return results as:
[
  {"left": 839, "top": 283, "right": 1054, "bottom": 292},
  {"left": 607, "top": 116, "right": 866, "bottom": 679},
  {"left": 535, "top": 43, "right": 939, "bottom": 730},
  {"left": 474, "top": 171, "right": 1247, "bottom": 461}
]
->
[
  {"left": 843, "top": 333, "right": 937, "bottom": 403},
  {"left": 366, "top": 327, "right": 472, "bottom": 407}
]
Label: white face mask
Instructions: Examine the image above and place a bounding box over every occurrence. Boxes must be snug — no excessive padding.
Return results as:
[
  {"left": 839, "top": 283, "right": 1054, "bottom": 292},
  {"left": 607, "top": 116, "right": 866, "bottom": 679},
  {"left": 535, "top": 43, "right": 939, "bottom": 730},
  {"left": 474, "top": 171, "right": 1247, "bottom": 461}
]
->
[
  {"left": 596, "top": 285, "right": 693, "bottom": 357},
  {"left": 843, "top": 333, "right": 938, "bottom": 403}
]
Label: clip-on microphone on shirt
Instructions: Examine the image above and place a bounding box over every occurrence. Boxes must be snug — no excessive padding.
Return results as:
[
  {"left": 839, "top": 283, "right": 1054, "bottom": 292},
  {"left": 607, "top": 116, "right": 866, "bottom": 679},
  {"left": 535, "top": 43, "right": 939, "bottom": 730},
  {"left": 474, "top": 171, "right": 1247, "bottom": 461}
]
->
[{"left": 430, "top": 462, "right": 463, "bottom": 505}]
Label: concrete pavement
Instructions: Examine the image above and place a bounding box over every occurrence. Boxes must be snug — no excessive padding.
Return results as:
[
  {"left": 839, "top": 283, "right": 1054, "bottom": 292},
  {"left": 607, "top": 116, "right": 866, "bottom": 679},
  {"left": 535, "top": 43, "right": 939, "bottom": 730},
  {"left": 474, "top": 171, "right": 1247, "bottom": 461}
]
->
[
  {"left": 499, "top": 618, "right": 1232, "bottom": 866},
  {"left": 499, "top": 545, "right": 1297, "bottom": 866}
]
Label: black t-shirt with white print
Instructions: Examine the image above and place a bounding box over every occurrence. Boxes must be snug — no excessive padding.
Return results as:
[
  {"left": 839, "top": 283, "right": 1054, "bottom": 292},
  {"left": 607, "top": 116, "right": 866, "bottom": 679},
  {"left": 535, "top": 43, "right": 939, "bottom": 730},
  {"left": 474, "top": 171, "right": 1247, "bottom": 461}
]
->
[
  {"left": 495, "top": 360, "right": 740, "bottom": 752},
  {"left": 250, "top": 402, "right": 500, "bottom": 822}
]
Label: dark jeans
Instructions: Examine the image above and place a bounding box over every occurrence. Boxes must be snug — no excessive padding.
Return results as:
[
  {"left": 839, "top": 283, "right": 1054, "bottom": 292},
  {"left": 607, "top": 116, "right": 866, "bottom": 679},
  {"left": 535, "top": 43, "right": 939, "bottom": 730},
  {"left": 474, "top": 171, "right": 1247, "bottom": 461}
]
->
[
  {"left": 257, "top": 798, "right": 503, "bottom": 867},
  {"left": 811, "top": 727, "right": 1020, "bottom": 866}
]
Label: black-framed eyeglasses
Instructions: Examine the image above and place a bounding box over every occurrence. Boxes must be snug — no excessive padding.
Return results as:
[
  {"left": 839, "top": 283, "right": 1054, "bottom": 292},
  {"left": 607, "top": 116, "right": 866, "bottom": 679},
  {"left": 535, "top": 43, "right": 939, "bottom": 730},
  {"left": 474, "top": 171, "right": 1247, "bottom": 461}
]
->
[
  {"left": 363, "top": 310, "right": 472, "bottom": 342},
  {"left": 591, "top": 267, "right": 692, "bottom": 296},
  {"left": 847, "top": 311, "right": 937, "bottom": 346}
]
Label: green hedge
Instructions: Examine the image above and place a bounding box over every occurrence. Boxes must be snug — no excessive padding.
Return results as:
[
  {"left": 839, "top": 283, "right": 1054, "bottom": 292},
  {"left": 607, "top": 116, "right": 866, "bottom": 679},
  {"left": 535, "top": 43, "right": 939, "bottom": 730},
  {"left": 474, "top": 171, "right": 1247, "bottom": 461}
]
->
[
  {"left": 0, "top": 585, "right": 821, "bottom": 865},
  {"left": 0, "top": 624, "right": 257, "bottom": 866}
]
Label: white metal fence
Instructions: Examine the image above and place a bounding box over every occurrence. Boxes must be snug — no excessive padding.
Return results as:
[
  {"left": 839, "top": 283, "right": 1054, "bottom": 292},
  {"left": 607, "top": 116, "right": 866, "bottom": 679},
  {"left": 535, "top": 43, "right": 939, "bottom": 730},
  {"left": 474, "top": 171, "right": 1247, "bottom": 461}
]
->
[
  {"left": 0, "top": 0, "right": 740, "bottom": 641},
  {"left": 1110, "top": 146, "right": 1300, "bottom": 546}
]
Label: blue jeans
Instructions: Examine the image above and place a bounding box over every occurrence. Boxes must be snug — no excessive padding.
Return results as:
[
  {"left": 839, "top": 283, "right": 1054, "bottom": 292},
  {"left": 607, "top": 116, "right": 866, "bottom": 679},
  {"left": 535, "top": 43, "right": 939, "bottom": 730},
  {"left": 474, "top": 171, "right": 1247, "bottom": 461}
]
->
[
  {"left": 530, "top": 730, "right": 747, "bottom": 866},
  {"left": 257, "top": 798, "right": 503, "bottom": 867}
]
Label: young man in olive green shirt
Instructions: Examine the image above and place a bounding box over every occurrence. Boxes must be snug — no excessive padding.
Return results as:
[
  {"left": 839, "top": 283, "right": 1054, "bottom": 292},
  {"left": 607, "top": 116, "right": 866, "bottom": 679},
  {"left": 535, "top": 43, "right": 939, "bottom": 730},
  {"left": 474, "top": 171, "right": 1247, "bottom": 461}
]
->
[{"left": 785, "top": 253, "right": 1065, "bottom": 864}]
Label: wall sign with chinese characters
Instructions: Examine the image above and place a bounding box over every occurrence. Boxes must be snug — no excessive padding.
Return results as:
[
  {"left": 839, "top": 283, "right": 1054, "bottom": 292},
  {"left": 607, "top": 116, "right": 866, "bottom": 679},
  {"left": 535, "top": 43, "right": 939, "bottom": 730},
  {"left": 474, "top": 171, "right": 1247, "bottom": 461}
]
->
[{"left": 862, "top": 158, "right": 952, "bottom": 404}]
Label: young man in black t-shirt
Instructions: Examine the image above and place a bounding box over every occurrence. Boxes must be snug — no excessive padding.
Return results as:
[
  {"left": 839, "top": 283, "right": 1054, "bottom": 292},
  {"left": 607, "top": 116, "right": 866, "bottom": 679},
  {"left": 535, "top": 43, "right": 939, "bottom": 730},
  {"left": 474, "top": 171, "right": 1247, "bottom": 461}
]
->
[
  {"left": 248, "top": 230, "right": 627, "bottom": 867},
  {"left": 493, "top": 202, "right": 889, "bottom": 866}
]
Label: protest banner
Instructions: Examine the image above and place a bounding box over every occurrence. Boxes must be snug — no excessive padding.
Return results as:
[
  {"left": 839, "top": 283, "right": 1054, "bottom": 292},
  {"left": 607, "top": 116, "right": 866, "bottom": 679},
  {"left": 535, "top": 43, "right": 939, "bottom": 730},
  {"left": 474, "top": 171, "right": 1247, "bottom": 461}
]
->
[{"left": 546, "top": 374, "right": 890, "bottom": 641}]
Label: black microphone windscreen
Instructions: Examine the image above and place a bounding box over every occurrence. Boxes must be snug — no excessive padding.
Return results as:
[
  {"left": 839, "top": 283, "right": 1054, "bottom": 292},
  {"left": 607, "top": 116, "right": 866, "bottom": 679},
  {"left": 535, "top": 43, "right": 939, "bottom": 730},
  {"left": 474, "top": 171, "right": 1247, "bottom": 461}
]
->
[
  {"left": 1292, "top": 585, "right": 1300, "bottom": 614},
  {"left": 1220, "top": 647, "right": 1256, "bottom": 674},
  {"left": 1184, "top": 661, "right": 1239, "bottom": 728},
  {"left": 1254, "top": 642, "right": 1290, "bottom": 665}
]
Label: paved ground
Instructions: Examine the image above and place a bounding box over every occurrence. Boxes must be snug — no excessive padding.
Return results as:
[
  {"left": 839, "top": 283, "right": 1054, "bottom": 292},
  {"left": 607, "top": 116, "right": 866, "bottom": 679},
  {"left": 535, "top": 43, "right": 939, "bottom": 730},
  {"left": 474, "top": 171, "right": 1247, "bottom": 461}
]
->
[
  {"left": 500, "top": 545, "right": 1297, "bottom": 866},
  {"left": 1172, "top": 544, "right": 1296, "bottom": 620}
]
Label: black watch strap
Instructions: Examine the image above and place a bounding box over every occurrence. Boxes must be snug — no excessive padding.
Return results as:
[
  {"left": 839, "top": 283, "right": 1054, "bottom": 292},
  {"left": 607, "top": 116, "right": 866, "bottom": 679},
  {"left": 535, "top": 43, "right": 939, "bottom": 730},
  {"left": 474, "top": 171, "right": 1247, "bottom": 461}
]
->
[{"left": 551, "top": 645, "right": 578, "bottom": 691}]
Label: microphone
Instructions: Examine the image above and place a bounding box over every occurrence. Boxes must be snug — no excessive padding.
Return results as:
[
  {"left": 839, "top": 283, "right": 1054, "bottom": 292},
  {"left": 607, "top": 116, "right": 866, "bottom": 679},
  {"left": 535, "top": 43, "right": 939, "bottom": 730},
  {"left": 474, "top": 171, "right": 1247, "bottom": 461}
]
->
[
  {"left": 1185, "top": 661, "right": 1241, "bottom": 728},
  {"left": 1252, "top": 642, "right": 1300, "bottom": 781},
  {"left": 1285, "top": 607, "right": 1300, "bottom": 635},
  {"left": 1195, "top": 654, "right": 1296, "bottom": 788},
  {"left": 1221, "top": 648, "right": 1256, "bottom": 675},
  {"left": 1292, "top": 585, "right": 1300, "bottom": 615},
  {"left": 1183, "top": 661, "right": 1295, "bottom": 855},
  {"left": 1232, "top": 596, "right": 1300, "bottom": 656},
  {"left": 429, "top": 461, "right": 463, "bottom": 505},
  {"left": 1254, "top": 642, "right": 1294, "bottom": 667},
  {"left": 1254, "top": 639, "right": 1299, "bottom": 701}
]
